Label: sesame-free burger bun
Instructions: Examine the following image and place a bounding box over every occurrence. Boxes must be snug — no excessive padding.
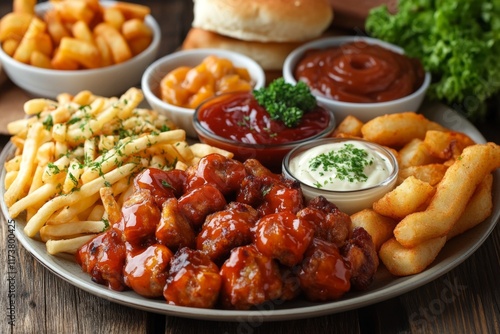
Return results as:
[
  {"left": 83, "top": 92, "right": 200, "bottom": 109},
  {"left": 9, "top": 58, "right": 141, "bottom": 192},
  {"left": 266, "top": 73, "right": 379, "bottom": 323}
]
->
[
  {"left": 192, "top": 0, "right": 333, "bottom": 43},
  {"left": 181, "top": 28, "right": 305, "bottom": 71}
]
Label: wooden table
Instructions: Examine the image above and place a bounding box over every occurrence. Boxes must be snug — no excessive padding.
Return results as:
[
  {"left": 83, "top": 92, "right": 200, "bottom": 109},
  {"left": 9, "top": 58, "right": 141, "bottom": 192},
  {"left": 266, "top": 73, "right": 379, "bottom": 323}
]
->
[{"left": 1, "top": 1, "right": 499, "bottom": 333}]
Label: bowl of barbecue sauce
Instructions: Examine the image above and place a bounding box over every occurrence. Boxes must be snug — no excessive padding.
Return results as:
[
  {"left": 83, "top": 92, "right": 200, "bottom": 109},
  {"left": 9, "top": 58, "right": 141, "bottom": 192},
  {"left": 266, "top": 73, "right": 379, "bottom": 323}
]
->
[{"left": 283, "top": 36, "right": 430, "bottom": 123}]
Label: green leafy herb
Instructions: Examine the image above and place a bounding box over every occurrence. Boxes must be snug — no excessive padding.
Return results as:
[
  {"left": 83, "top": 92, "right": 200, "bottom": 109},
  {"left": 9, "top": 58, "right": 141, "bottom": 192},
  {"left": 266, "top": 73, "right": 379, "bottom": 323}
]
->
[
  {"left": 47, "top": 163, "right": 61, "bottom": 175},
  {"left": 309, "top": 143, "right": 374, "bottom": 188},
  {"left": 253, "top": 78, "right": 316, "bottom": 127},
  {"left": 365, "top": 0, "right": 500, "bottom": 120},
  {"left": 42, "top": 115, "right": 53, "bottom": 130},
  {"left": 101, "top": 218, "right": 110, "bottom": 232},
  {"left": 161, "top": 180, "right": 173, "bottom": 189}
]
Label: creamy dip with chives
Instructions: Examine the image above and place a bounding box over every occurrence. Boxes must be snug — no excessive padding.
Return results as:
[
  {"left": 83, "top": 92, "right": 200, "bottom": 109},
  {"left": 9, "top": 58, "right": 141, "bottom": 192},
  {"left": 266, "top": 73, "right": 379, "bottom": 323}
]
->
[{"left": 289, "top": 140, "right": 393, "bottom": 191}]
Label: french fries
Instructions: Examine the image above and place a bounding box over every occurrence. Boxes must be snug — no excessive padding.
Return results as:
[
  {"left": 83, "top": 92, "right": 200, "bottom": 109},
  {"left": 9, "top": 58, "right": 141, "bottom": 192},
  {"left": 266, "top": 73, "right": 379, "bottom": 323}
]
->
[
  {"left": 3, "top": 88, "right": 233, "bottom": 255},
  {"left": 0, "top": 0, "right": 153, "bottom": 69},
  {"left": 335, "top": 111, "right": 500, "bottom": 276},
  {"left": 393, "top": 143, "right": 500, "bottom": 247},
  {"left": 360, "top": 111, "right": 446, "bottom": 148},
  {"left": 372, "top": 176, "right": 435, "bottom": 221}
]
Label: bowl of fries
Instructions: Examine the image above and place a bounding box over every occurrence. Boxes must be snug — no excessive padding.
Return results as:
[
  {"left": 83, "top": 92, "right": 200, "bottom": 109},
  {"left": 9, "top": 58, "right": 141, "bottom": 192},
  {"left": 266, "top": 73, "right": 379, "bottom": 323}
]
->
[
  {"left": 282, "top": 36, "right": 431, "bottom": 123},
  {"left": 141, "top": 48, "right": 266, "bottom": 138},
  {"left": 0, "top": 0, "right": 161, "bottom": 98}
]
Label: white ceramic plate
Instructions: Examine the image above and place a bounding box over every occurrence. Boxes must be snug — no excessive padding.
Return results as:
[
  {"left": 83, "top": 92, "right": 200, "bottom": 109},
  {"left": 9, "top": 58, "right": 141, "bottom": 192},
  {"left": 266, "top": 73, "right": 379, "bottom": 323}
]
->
[{"left": 1, "top": 103, "right": 498, "bottom": 321}]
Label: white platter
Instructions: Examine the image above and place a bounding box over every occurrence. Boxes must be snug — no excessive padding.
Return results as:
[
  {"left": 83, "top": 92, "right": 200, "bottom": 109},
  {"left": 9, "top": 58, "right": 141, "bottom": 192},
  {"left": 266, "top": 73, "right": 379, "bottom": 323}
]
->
[{"left": 1, "top": 102, "right": 498, "bottom": 321}]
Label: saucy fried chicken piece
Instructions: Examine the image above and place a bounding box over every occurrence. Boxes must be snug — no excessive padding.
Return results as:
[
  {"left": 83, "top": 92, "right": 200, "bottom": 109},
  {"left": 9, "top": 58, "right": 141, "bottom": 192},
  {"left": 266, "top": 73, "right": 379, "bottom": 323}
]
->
[
  {"left": 123, "top": 244, "right": 173, "bottom": 298},
  {"left": 237, "top": 174, "right": 304, "bottom": 216},
  {"left": 197, "top": 202, "right": 259, "bottom": 263},
  {"left": 134, "top": 168, "right": 187, "bottom": 207},
  {"left": 235, "top": 174, "right": 272, "bottom": 207},
  {"left": 156, "top": 197, "right": 196, "bottom": 250},
  {"left": 76, "top": 227, "right": 127, "bottom": 291},
  {"left": 258, "top": 178, "right": 304, "bottom": 216},
  {"left": 341, "top": 227, "right": 379, "bottom": 291},
  {"left": 163, "top": 247, "right": 221, "bottom": 308},
  {"left": 297, "top": 196, "right": 352, "bottom": 248},
  {"left": 219, "top": 244, "right": 283, "bottom": 310},
  {"left": 177, "top": 184, "right": 227, "bottom": 228},
  {"left": 279, "top": 266, "right": 302, "bottom": 301},
  {"left": 236, "top": 159, "right": 281, "bottom": 207},
  {"left": 255, "top": 211, "right": 315, "bottom": 267},
  {"left": 186, "top": 153, "right": 247, "bottom": 196},
  {"left": 121, "top": 189, "right": 161, "bottom": 246},
  {"left": 243, "top": 159, "right": 281, "bottom": 179},
  {"left": 298, "top": 238, "right": 351, "bottom": 301}
]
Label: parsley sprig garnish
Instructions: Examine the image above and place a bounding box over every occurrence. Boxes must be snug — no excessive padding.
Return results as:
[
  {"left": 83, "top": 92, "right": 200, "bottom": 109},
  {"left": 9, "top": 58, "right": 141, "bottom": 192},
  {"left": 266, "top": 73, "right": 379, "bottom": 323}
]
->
[{"left": 253, "top": 78, "right": 316, "bottom": 127}]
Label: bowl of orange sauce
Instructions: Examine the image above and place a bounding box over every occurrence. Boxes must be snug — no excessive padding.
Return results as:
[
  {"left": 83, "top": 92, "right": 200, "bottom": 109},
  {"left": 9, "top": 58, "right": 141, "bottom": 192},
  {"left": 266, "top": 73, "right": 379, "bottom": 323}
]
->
[
  {"left": 142, "top": 49, "right": 265, "bottom": 137},
  {"left": 282, "top": 36, "right": 431, "bottom": 123}
]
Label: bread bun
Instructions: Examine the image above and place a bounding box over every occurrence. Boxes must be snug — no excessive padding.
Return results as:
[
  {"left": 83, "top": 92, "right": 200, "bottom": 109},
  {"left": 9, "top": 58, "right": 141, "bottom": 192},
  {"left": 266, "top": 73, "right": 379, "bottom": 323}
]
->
[
  {"left": 181, "top": 28, "right": 305, "bottom": 71},
  {"left": 192, "top": 0, "right": 333, "bottom": 42}
]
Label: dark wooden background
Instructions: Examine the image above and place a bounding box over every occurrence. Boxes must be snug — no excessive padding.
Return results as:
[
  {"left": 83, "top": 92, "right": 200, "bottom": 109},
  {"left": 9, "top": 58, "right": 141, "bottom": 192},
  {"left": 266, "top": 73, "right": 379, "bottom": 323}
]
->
[{"left": 0, "top": 1, "right": 499, "bottom": 333}]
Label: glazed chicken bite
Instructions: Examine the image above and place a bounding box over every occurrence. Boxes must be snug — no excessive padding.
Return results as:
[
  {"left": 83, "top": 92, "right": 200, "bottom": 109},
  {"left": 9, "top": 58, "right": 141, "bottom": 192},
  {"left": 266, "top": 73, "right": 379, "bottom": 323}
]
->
[
  {"left": 197, "top": 202, "right": 259, "bottom": 263},
  {"left": 123, "top": 244, "right": 173, "bottom": 298},
  {"left": 257, "top": 178, "right": 304, "bottom": 216},
  {"left": 120, "top": 189, "right": 161, "bottom": 247},
  {"left": 236, "top": 158, "right": 287, "bottom": 208},
  {"left": 341, "top": 227, "right": 379, "bottom": 291},
  {"left": 242, "top": 159, "right": 281, "bottom": 178},
  {"left": 177, "top": 184, "right": 227, "bottom": 228},
  {"left": 298, "top": 238, "right": 351, "bottom": 301},
  {"left": 219, "top": 244, "right": 283, "bottom": 310},
  {"left": 156, "top": 197, "right": 196, "bottom": 250},
  {"left": 255, "top": 211, "right": 315, "bottom": 267},
  {"left": 279, "top": 266, "right": 302, "bottom": 301},
  {"left": 185, "top": 153, "right": 247, "bottom": 196},
  {"left": 134, "top": 168, "right": 187, "bottom": 208},
  {"left": 297, "top": 196, "right": 352, "bottom": 248},
  {"left": 236, "top": 174, "right": 304, "bottom": 216},
  {"left": 76, "top": 227, "right": 127, "bottom": 291},
  {"left": 163, "top": 247, "right": 221, "bottom": 308},
  {"left": 235, "top": 174, "right": 274, "bottom": 207}
]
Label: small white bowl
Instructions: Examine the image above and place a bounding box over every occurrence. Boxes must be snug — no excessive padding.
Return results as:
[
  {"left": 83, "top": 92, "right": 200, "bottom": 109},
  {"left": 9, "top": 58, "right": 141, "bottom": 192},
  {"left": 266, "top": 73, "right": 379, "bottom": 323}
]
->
[
  {"left": 0, "top": 1, "right": 161, "bottom": 99},
  {"left": 141, "top": 49, "right": 266, "bottom": 138},
  {"left": 282, "top": 137, "right": 399, "bottom": 215},
  {"left": 283, "top": 36, "right": 431, "bottom": 123}
]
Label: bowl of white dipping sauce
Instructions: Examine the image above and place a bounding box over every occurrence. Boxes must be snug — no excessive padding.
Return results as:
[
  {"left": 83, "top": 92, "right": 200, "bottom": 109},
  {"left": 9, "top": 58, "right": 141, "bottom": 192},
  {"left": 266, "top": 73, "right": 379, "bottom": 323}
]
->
[{"left": 282, "top": 137, "right": 398, "bottom": 215}]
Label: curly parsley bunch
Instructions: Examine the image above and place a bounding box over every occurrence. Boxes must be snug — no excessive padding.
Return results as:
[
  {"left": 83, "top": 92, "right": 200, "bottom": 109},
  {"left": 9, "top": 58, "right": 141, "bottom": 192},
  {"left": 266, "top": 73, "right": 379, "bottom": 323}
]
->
[
  {"left": 366, "top": 0, "right": 500, "bottom": 121},
  {"left": 253, "top": 78, "right": 317, "bottom": 127}
]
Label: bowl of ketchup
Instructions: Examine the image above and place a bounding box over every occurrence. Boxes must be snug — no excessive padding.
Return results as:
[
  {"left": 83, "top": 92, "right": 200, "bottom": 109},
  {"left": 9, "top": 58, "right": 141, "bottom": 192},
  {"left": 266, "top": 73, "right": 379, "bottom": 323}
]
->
[
  {"left": 193, "top": 91, "right": 336, "bottom": 172},
  {"left": 282, "top": 36, "right": 431, "bottom": 123}
]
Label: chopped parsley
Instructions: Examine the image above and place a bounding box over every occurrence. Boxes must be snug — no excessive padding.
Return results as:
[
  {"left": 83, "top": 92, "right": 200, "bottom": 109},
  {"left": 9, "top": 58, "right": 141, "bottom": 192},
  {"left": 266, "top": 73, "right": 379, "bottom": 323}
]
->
[
  {"left": 253, "top": 78, "right": 316, "bottom": 127},
  {"left": 42, "top": 115, "right": 54, "bottom": 130},
  {"left": 47, "top": 163, "right": 61, "bottom": 174},
  {"left": 161, "top": 180, "right": 173, "bottom": 189},
  {"left": 309, "top": 144, "right": 374, "bottom": 188},
  {"left": 101, "top": 218, "right": 110, "bottom": 232}
]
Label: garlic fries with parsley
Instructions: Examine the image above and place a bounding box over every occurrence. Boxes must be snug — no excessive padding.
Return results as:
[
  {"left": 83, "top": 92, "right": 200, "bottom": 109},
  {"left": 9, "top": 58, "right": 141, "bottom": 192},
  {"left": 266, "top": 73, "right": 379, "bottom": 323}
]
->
[{"left": 3, "top": 88, "right": 232, "bottom": 254}]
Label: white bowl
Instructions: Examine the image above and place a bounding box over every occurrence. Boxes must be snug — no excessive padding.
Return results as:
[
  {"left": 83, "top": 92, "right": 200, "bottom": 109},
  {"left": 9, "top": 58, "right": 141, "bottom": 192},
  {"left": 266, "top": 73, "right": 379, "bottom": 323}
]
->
[
  {"left": 283, "top": 36, "right": 431, "bottom": 123},
  {"left": 282, "top": 137, "right": 399, "bottom": 215},
  {"left": 141, "top": 49, "right": 266, "bottom": 138},
  {"left": 0, "top": 1, "right": 161, "bottom": 99}
]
